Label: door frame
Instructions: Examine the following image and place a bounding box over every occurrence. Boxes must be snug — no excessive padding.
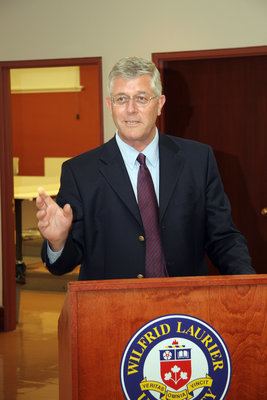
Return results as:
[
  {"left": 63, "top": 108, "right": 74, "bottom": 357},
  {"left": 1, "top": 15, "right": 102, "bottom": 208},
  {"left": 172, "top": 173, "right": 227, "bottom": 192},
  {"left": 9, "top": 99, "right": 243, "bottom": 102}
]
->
[{"left": 0, "top": 57, "right": 103, "bottom": 331}]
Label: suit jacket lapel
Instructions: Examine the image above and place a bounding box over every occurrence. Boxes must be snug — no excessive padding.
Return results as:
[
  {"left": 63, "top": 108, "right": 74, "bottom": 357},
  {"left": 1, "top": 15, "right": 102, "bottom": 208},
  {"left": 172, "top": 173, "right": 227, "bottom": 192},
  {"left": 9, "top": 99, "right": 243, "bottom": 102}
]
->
[
  {"left": 159, "top": 135, "right": 185, "bottom": 221},
  {"left": 98, "top": 137, "right": 142, "bottom": 226},
  {"left": 97, "top": 134, "right": 185, "bottom": 225}
]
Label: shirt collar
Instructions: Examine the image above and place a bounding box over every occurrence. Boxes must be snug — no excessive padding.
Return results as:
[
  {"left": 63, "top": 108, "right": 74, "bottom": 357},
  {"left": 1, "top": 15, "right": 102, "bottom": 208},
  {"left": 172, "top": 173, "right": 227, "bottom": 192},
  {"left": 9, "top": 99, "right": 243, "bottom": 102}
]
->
[
  {"left": 142, "top": 130, "right": 159, "bottom": 168},
  {"left": 115, "top": 130, "right": 159, "bottom": 169}
]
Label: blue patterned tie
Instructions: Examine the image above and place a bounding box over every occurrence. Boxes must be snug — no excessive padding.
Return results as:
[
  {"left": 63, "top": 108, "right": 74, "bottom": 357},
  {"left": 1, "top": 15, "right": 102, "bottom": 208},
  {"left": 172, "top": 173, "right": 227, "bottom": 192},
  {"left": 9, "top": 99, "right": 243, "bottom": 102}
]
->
[{"left": 137, "top": 153, "right": 167, "bottom": 277}]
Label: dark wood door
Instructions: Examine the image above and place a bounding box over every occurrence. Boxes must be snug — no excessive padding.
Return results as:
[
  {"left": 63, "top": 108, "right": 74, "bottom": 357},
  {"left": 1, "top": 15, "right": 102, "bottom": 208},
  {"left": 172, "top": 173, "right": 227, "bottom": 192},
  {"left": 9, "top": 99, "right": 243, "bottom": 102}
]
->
[{"left": 154, "top": 48, "right": 267, "bottom": 274}]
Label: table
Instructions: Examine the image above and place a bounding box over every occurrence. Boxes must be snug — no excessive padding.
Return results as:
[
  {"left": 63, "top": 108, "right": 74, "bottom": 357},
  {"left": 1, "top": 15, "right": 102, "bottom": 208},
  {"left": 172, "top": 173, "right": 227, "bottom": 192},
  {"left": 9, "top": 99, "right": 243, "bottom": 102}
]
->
[{"left": 13, "top": 176, "right": 60, "bottom": 283}]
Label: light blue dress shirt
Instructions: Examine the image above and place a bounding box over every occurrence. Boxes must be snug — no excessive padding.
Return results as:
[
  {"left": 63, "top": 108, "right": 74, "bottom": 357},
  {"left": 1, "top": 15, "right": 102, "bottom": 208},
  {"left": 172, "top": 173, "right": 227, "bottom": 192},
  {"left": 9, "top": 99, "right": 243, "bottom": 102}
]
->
[{"left": 115, "top": 130, "right": 160, "bottom": 203}]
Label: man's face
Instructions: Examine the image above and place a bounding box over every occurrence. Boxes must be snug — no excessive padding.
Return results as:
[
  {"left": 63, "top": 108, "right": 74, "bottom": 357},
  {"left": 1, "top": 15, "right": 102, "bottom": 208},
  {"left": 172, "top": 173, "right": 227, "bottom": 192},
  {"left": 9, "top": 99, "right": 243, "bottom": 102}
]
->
[{"left": 106, "top": 75, "right": 166, "bottom": 151}]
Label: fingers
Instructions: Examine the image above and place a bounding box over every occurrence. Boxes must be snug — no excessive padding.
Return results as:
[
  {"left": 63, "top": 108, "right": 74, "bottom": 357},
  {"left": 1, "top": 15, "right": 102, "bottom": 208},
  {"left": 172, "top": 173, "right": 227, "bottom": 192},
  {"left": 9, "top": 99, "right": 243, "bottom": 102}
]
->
[
  {"left": 37, "top": 187, "right": 55, "bottom": 207},
  {"left": 63, "top": 203, "right": 73, "bottom": 216},
  {"left": 36, "top": 209, "right": 46, "bottom": 219},
  {"left": 36, "top": 187, "right": 56, "bottom": 220},
  {"left": 38, "top": 218, "right": 49, "bottom": 230},
  {"left": 36, "top": 207, "right": 49, "bottom": 232},
  {"left": 36, "top": 195, "right": 45, "bottom": 210},
  {"left": 36, "top": 187, "right": 73, "bottom": 235}
]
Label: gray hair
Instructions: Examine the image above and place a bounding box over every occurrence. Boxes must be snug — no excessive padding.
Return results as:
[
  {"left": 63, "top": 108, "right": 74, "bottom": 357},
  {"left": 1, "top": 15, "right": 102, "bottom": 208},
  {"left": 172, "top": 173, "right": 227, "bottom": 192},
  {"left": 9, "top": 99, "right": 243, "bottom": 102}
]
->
[{"left": 108, "top": 56, "right": 162, "bottom": 96}]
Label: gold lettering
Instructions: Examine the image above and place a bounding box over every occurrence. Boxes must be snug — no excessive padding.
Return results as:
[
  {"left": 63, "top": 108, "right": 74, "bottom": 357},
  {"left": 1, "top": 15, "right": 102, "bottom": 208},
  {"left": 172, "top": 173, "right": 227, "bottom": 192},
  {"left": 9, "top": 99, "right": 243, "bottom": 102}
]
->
[
  {"left": 160, "top": 323, "right": 171, "bottom": 335},
  {"left": 127, "top": 360, "right": 139, "bottom": 375},
  {"left": 132, "top": 349, "right": 144, "bottom": 358},
  {"left": 194, "top": 327, "right": 206, "bottom": 340},
  {"left": 129, "top": 355, "right": 140, "bottom": 362},
  {"left": 144, "top": 331, "right": 157, "bottom": 343},
  {"left": 210, "top": 349, "right": 222, "bottom": 361},
  {"left": 201, "top": 388, "right": 216, "bottom": 398},
  {"left": 213, "top": 360, "right": 224, "bottom": 371},
  {"left": 201, "top": 334, "right": 213, "bottom": 348},
  {"left": 138, "top": 337, "right": 148, "bottom": 350},
  {"left": 138, "top": 394, "right": 148, "bottom": 400},
  {"left": 176, "top": 321, "right": 186, "bottom": 333},
  {"left": 207, "top": 343, "right": 218, "bottom": 352},
  {"left": 185, "top": 325, "right": 195, "bottom": 336},
  {"left": 153, "top": 326, "right": 161, "bottom": 338}
]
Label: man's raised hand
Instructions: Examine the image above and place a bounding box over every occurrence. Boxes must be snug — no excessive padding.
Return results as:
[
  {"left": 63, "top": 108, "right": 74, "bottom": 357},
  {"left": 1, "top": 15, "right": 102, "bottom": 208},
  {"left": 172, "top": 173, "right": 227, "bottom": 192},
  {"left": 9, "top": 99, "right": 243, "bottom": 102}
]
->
[{"left": 36, "top": 187, "right": 73, "bottom": 251}]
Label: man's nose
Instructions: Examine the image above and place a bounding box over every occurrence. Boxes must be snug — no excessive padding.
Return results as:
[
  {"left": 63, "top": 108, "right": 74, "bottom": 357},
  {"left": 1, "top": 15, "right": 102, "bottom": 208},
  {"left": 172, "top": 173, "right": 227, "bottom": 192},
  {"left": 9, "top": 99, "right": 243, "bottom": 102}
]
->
[{"left": 126, "top": 98, "right": 138, "bottom": 112}]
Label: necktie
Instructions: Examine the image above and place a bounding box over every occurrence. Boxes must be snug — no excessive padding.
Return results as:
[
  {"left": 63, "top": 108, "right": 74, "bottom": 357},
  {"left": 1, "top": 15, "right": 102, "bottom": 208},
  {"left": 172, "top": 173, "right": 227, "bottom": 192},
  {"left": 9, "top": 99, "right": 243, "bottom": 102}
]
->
[{"left": 137, "top": 153, "right": 167, "bottom": 277}]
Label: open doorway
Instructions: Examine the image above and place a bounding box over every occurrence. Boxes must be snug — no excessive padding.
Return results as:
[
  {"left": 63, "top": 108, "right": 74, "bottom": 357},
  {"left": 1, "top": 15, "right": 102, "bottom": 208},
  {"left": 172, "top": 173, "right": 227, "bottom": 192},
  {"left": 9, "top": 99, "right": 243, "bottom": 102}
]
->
[{"left": 0, "top": 57, "right": 103, "bottom": 331}]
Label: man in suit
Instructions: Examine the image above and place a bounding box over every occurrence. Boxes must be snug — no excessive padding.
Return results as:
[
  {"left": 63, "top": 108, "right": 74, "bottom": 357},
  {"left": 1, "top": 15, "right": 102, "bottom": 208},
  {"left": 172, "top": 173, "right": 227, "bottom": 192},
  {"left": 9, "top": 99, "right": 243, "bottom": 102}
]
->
[{"left": 36, "top": 56, "right": 255, "bottom": 279}]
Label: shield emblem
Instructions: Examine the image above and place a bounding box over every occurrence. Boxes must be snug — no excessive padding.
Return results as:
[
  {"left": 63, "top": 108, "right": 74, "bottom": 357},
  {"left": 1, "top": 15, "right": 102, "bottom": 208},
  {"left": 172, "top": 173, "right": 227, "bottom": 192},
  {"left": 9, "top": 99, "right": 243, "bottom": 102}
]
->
[{"left": 160, "top": 342, "right": 192, "bottom": 391}]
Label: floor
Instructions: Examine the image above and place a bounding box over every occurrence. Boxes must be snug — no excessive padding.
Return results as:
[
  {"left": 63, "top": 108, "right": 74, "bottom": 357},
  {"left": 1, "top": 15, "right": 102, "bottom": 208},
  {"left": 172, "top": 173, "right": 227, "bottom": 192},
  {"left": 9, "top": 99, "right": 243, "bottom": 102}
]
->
[
  {"left": 23, "top": 257, "right": 78, "bottom": 292},
  {"left": 0, "top": 290, "right": 66, "bottom": 400}
]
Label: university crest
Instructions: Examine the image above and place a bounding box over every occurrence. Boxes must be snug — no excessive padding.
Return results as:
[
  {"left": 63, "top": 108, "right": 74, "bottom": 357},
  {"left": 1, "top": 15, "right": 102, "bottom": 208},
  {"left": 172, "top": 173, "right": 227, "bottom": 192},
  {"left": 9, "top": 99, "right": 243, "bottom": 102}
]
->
[
  {"left": 121, "top": 314, "right": 231, "bottom": 400},
  {"left": 160, "top": 340, "right": 192, "bottom": 391}
]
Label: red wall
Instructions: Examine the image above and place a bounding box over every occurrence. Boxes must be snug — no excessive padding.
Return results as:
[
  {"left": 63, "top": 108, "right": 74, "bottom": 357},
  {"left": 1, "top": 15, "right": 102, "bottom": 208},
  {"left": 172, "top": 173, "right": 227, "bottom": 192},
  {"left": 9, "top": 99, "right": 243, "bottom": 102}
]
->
[{"left": 12, "top": 64, "right": 102, "bottom": 175}]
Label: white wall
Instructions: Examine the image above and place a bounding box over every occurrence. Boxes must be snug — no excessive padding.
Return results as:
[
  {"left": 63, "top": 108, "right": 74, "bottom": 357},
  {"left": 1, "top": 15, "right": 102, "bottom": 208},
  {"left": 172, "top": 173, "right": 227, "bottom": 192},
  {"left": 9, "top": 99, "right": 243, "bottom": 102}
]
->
[
  {"left": 0, "top": 0, "right": 266, "bottom": 306},
  {"left": 0, "top": 0, "right": 266, "bottom": 139}
]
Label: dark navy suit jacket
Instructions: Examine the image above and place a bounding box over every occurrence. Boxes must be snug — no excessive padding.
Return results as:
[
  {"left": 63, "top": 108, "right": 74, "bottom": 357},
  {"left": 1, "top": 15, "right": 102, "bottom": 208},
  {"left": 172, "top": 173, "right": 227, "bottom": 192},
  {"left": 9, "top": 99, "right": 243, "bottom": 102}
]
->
[{"left": 42, "top": 134, "right": 255, "bottom": 279}]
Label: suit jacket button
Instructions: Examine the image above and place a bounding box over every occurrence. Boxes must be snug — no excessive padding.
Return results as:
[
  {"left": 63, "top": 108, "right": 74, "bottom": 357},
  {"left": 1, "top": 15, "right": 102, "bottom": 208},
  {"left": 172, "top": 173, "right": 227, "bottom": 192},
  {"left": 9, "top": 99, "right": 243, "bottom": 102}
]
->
[
  {"left": 137, "top": 274, "right": 144, "bottom": 278},
  {"left": 138, "top": 235, "right": 145, "bottom": 242}
]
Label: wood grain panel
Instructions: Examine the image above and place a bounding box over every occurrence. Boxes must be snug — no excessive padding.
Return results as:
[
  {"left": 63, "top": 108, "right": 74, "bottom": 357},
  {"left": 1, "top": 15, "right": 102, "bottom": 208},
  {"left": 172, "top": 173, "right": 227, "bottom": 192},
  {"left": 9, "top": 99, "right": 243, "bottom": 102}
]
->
[{"left": 58, "top": 275, "right": 267, "bottom": 399}]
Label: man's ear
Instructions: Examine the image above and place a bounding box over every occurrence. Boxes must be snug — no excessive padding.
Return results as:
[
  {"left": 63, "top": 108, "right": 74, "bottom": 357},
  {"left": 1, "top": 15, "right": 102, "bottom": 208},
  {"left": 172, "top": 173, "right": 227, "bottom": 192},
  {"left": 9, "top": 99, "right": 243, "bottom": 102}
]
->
[
  {"left": 157, "top": 95, "right": 166, "bottom": 116},
  {"left": 106, "top": 97, "right": 112, "bottom": 111}
]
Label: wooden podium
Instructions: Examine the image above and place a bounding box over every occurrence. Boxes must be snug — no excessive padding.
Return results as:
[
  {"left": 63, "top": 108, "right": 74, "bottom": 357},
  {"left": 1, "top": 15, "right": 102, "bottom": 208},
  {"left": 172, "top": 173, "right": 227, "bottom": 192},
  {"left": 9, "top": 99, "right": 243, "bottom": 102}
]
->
[{"left": 58, "top": 274, "right": 267, "bottom": 399}]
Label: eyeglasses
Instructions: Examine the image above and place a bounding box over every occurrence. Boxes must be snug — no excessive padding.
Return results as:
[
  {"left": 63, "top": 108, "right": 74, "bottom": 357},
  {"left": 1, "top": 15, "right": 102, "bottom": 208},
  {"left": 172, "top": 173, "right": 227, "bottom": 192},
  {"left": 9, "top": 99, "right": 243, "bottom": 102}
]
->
[{"left": 111, "top": 94, "right": 158, "bottom": 107}]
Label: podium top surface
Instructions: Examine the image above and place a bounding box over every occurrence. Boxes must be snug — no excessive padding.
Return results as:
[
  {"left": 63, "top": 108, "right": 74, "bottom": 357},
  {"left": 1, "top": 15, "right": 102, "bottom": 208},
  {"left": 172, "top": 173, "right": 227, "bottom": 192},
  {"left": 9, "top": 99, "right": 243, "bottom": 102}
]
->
[{"left": 67, "top": 274, "right": 266, "bottom": 293}]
